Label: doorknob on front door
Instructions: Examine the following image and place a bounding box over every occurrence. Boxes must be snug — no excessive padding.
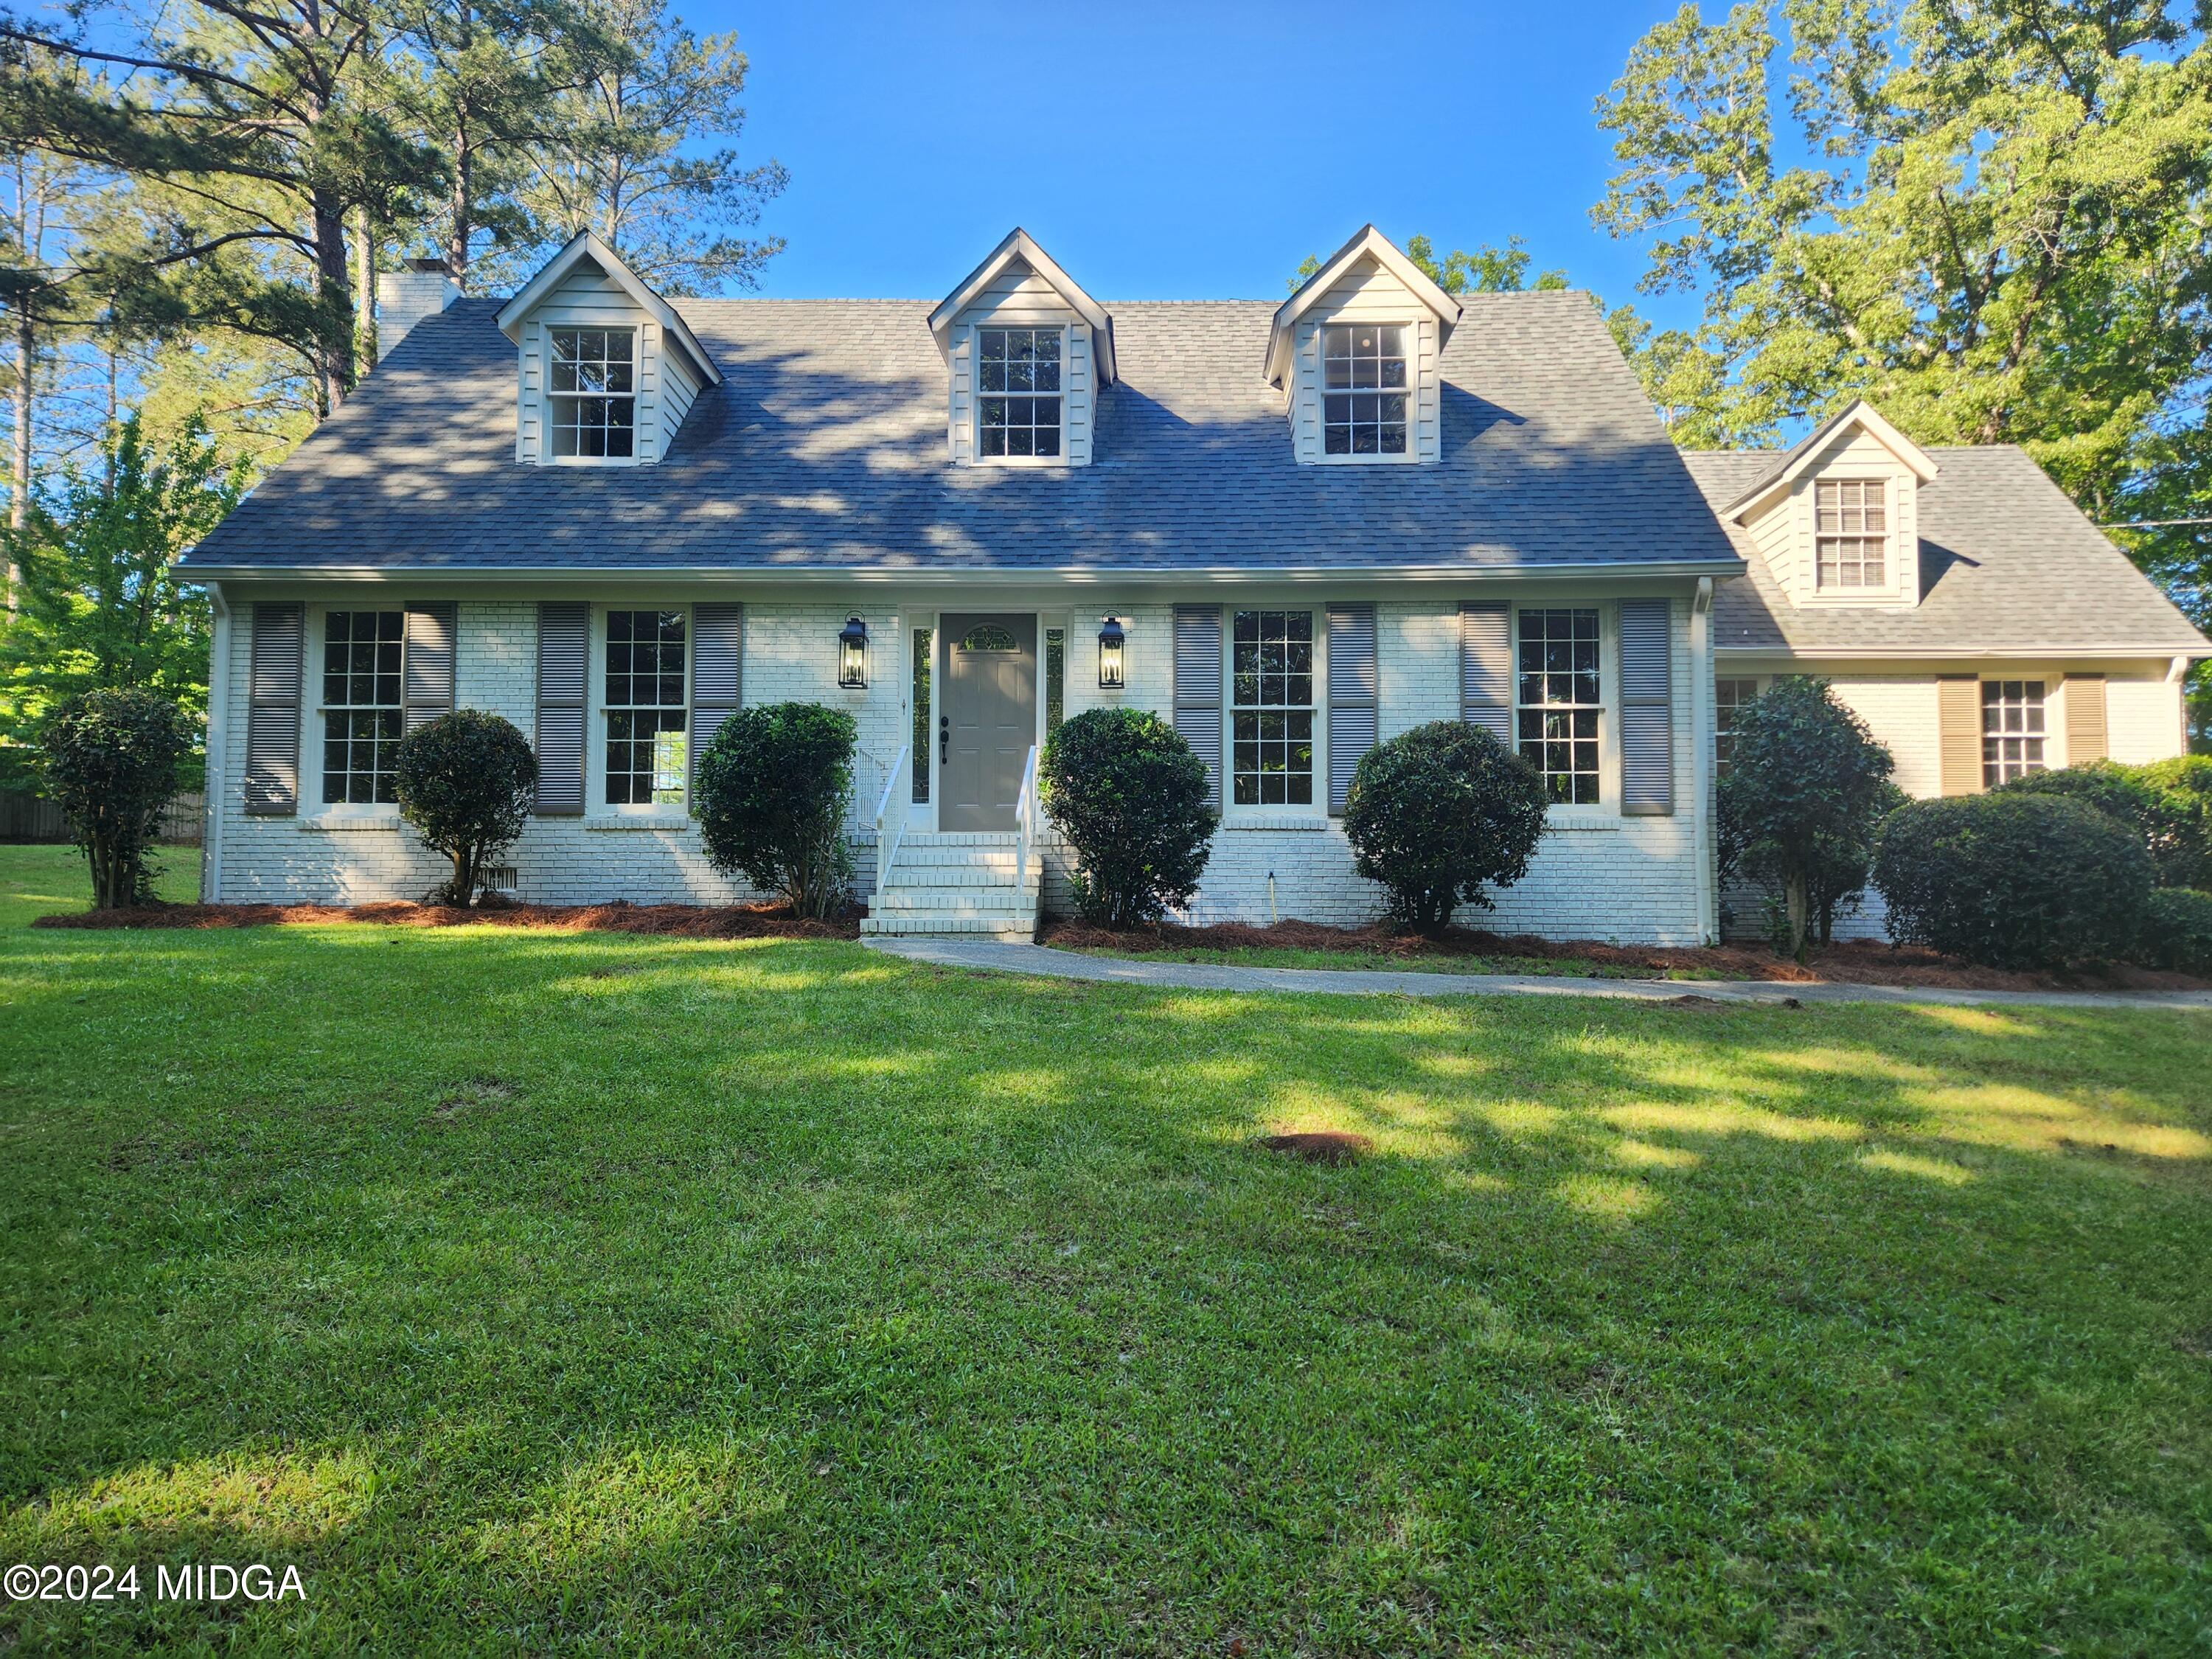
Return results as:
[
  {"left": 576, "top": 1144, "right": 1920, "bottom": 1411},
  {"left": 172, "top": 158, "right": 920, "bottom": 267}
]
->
[{"left": 939, "top": 714, "right": 949, "bottom": 765}]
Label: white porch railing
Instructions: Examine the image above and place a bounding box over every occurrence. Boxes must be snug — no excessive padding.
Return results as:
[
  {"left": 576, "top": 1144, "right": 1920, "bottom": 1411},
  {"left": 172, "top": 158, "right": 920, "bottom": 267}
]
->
[
  {"left": 872, "top": 744, "right": 912, "bottom": 894},
  {"left": 1013, "top": 743, "right": 1041, "bottom": 890}
]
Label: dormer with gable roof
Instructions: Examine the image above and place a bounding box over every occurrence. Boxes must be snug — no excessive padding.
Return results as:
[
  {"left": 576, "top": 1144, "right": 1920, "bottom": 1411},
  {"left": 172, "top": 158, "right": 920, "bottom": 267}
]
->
[
  {"left": 929, "top": 229, "right": 1115, "bottom": 467},
  {"left": 497, "top": 232, "right": 722, "bottom": 467},
  {"left": 1265, "top": 226, "right": 1462, "bottom": 465},
  {"left": 1717, "top": 400, "right": 1940, "bottom": 609}
]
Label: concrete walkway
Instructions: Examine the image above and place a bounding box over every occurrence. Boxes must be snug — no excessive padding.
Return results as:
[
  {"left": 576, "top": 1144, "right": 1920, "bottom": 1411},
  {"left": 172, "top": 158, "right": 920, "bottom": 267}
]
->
[{"left": 863, "top": 936, "right": 2212, "bottom": 1012}]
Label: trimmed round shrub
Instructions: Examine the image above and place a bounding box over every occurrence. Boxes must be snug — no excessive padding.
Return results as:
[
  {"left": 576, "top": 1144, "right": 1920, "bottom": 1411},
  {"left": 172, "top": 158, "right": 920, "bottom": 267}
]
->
[
  {"left": 393, "top": 710, "right": 538, "bottom": 907},
  {"left": 1343, "top": 720, "right": 1548, "bottom": 933},
  {"left": 696, "top": 701, "right": 856, "bottom": 919},
  {"left": 1040, "top": 708, "right": 1214, "bottom": 928},
  {"left": 2138, "top": 888, "right": 2212, "bottom": 975},
  {"left": 40, "top": 687, "right": 195, "bottom": 909},
  {"left": 2135, "top": 755, "right": 2212, "bottom": 891},
  {"left": 1871, "top": 793, "right": 2154, "bottom": 968},
  {"left": 2001, "top": 759, "right": 2162, "bottom": 857}
]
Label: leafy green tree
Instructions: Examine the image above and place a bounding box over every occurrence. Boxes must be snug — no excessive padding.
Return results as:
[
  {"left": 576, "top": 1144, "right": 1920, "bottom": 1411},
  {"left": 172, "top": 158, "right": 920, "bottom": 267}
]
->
[
  {"left": 1718, "top": 678, "right": 1896, "bottom": 961},
  {"left": 393, "top": 709, "right": 537, "bottom": 905},
  {"left": 40, "top": 684, "right": 193, "bottom": 908},
  {"left": 1343, "top": 721, "right": 1549, "bottom": 935},
  {"left": 1291, "top": 232, "right": 1568, "bottom": 295},
  {"left": 0, "top": 413, "right": 243, "bottom": 779},
  {"left": 1592, "top": 1, "right": 2212, "bottom": 728}
]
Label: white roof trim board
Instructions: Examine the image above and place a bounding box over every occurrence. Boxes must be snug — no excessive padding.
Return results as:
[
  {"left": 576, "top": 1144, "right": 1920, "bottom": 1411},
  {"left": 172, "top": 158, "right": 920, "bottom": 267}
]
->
[
  {"left": 926, "top": 226, "right": 1117, "bottom": 385},
  {"left": 1719, "top": 398, "right": 1938, "bottom": 521},
  {"left": 1265, "top": 225, "right": 1464, "bottom": 386},
  {"left": 495, "top": 232, "right": 723, "bottom": 389}
]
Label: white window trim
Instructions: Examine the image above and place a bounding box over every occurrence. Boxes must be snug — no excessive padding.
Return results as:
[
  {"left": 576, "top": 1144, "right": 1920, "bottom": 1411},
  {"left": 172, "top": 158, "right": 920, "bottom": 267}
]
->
[
  {"left": 1513, "top": 602, "right": 1620, "bottom": 816},
  {"left": 971, "top": 324, "right": 1071, "bottom": 468},
  {"left": 1221, "top": 603, "right": 1328, "bottom": 821},
  {"left": 1311, "top": 316, "right": 1420, "bottom": 467},
  {"left": 539, "top": 317, "right": 647, "bottom": 469},
  {"left": 1804, "top": 473, "right": 1902, "bottom": 601},
  {"left": 1980, "top": 678, "right": 2048, "bottom": 788},
  {"left": 586, "top": 603, "right": 692, "bottom": 818},
  {"left": 307, "top": 603, "right": 406, "bottom": 818}
]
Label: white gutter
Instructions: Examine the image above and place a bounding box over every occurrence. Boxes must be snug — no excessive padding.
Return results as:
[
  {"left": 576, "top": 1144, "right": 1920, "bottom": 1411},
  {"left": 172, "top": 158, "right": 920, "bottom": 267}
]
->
[
  {"left": 1717, "top": 644, "right": 2209, "bottom": 661},
  {"left": 202, "top": 583, "right": 230, "bottom": 902},
  {"left": 1690, "top": 577, "right": 1717, "bottom": 945}
]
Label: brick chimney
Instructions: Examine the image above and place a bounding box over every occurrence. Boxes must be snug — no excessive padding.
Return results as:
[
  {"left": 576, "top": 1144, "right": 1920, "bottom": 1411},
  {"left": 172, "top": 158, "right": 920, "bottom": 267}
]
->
[{"left": 375, "top": 257, "right": 461, "bottom": 362}]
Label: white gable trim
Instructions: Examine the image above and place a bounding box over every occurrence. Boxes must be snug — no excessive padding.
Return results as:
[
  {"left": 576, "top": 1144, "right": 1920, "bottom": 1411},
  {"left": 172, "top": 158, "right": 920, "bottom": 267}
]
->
[
  {"left": 929, "top": 227, "right": 1116, "bottom": 385},
  {"left": 496, "top": 232, "right": 722, "bottom": 388},
  {"left": 1720, "top": 399, "right": 1937, "bottom": 521},
  {"left": 1265, "top": 225, "right": 1463, "bottom": 386}
]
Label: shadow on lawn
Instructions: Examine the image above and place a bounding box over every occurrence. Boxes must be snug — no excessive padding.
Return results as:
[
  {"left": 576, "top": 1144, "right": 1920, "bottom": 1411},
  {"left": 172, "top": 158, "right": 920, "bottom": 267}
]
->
[{"left": 4, "top": 926, "right": 2210, "bottom": 1649}]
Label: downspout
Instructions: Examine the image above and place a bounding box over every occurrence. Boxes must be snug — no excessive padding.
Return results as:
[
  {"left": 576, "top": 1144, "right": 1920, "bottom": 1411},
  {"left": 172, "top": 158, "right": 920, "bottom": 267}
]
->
[
  {"left": 1691, "top": 577, "right": 1716, "bottom": 944},
  {"left": 202, "top": 583, "right": 231, "bottom": 902}
]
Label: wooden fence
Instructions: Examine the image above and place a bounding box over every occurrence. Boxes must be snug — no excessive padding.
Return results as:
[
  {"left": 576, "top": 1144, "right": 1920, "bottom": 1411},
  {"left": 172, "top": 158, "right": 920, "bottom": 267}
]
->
[{"left": 0, "top": 790, "right": 205, "bottom": 845}]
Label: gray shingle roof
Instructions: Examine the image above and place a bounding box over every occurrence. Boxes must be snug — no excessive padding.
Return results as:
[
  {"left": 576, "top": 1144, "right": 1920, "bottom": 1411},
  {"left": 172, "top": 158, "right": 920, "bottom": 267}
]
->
[
  {"left": 184, "top": 291, "right": 1740, "bottom": 575},
  {"left": 1683, "top": 448, "right": 2208, "bottom": 657}
]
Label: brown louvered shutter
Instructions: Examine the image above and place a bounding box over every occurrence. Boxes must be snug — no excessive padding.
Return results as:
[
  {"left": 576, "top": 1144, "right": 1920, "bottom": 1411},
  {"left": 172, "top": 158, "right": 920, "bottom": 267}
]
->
[
  {"left": 1938, "top": 676, "right": 1983, "bottom": 796},
  {"left": 403, "top": 604, "right": 456, "bottom": 731},
  {"left": 2065, "top": 674, "right": 2107, "bottom": 764},
  {"left": 1326, "top": 602, "right": 1377, "bottom": 815},
  {"left": 690, "top": 602, "right": 743, "bottom": 786},
  {"left": 1459, "top": 602, "right": 1512, "bottom": 741},
  {"left": 1618, "top": 599, "right": 1674, "bottom": 815},
  {"left": 535, "top": 602, "right": 588, "bottom": 815},
  {"left": 1173, "top": 605, "right": 1223, "bottom": 813},
  {"left": 243, "top": 602, "right": 303, "bottom": 815}
]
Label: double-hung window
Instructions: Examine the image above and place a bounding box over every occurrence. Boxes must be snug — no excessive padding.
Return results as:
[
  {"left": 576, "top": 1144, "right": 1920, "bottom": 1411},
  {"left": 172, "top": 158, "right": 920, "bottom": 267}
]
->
[
  {"left": 1715, "top": 677, "right": 1761, "bottom": 772},
  {"left": 978, "top": 328, "right": 1062, "bottom": 458},
  {"left": 605, "top": 609, "right": 687, "bottom": 805},
  {"left": 1815, "top": 479, "right": 1887, "bottom": 588},
  {"left": 550, "top": 327, "right": 636, "bottom": 459},
  {"left": 1982, "top": 680, "right": 2046, "bottom": 786},
  {"left": 1323, "top": 324, "right": 1408, "bottom": 455},
  {"left": 321, "top": 611, "right": 404, "bottom": 805},
  {"left": 1517, "top": 608, "right": 1601, "bottom": 804},
  {"left": 1231, "top": 609, "right": 1315, "bottom": 807}
]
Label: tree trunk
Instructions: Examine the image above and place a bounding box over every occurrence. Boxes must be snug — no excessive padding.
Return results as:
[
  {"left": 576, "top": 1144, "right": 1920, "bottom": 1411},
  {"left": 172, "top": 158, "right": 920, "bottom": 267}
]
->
[
  {"left": 6, "top": 296, "right": 29, "bottom": 616},
  {"left": 447, "top": 141, "right": 474, "bottom": 293},
  {"left": 353, "top": 206, "right": 378, "bottom": 380},
  {"left": 312, "top": 189, "right": 354, "bottom": 414},
  {"left": 1785, "top": 870, "right": 1810, "bottom": 964}
]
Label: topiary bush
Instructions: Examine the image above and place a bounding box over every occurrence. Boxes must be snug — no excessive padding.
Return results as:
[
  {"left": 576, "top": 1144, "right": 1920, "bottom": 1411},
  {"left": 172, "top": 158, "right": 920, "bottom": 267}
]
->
[
  {"left": 40, "top": 687, "right": 195, "bottom": 910},
  {"left": 393, "top": 710, "right": 538, "bottom": 907},
  {"left": 1342, "top": 720, "right": 1548, "bottom": 934},
  {"left": 1872, "top": 793, "right": 2154, "bottom": 969},
  {"left": 2001, "top": 759, "right": 2161, "bottom": 858},
  {"left": 2135, "top": 755, "right": 2212, "bottom": 890},
  {"left": 695, "top": 701, "right": 856, "bottom": 919},
  {"left": 1040, "top": 708, "right": 1214, "bottom": 928},
  {"left": 2137, "top": 887, "right": 2212, "bottom": 975}
]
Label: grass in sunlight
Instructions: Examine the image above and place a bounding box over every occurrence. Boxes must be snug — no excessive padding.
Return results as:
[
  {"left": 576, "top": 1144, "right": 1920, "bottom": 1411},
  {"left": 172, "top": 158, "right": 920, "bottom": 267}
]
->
[
  {"left": 1057, "top": 939, "right": 1728, "bottom": 979},
  {"left": 2, "top": 844, "right": 2209, "bottom": 1654}
]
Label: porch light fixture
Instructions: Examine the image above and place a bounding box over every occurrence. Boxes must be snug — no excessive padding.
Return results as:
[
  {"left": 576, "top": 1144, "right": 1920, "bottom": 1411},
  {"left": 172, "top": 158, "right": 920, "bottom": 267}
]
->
[
  {"left": 837, "top": 616, "right": 869, "bottom": 689},
  {"left": 1097, "top": 616, "right": 1125, "bottom": 689}
]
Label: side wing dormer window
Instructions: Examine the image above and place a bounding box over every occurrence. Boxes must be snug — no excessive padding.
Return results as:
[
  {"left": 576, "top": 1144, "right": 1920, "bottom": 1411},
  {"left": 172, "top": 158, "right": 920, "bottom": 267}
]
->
[
  {"left": 1815, "top": 479, "right": 1887, "bottom": 588},
  {"left": 1323, "top": 324, "right": 1408, "bottom": 456},
  {"left": 551, "top": 327, "right": 636, "bottom": 459},
  {"left": 978, "top": 328, "right": 1062, "bottom": 459}
]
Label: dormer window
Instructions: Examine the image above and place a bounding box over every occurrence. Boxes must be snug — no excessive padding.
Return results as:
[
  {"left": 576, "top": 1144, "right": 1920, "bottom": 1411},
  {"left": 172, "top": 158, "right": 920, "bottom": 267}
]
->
[
  {"left": 1815, "top": 479, "right": 1887, "bottom": 588},
  {"left": 1324, "top": 324, "right": 1408, "bottom": 456},
  {"left": 978, "top": 328, "right": 1062, "bottom": 459},
  {"left": 551, "top": 327, "right": 636, "bottom": 459}
]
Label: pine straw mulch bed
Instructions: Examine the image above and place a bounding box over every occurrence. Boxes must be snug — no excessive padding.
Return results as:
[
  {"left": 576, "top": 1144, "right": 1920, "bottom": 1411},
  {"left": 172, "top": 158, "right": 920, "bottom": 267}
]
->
[
  {"left": 34, "top": 896, "right": 860, "bottom": 941},
  {"left": 1037, "top": 917, "right": 2212, "bottom": 994}
]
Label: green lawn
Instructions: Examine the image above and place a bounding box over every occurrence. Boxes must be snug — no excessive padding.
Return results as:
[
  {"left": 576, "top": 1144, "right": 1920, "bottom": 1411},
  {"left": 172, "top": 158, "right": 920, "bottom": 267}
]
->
[{"left": 3, "top": 844, "right": 2210, "bottom": 1655}]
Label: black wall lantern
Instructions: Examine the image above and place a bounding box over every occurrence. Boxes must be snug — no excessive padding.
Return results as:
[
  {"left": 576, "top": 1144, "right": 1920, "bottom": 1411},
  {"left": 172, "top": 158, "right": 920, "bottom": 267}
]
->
[
  {"left": 838, "top": 616, "right": 869, "bottom": 689},
  {"left": 1097, "top": 616, "right": 1125, "bottom": 689}
]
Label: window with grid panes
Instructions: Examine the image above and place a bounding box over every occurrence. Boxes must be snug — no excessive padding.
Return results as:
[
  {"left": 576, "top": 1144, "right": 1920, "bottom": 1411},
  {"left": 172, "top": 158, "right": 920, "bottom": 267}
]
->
[
  {"left": 978, "top": 328, "right": 1062, "bottom": 457},
  {"left": 549, "top": 328, "right": 636, "bottom": 459},
  {"left": 1516, "top": 608, "right": 1601, "bottom": 804},
  {"left": 1981, "top": 680, "right": 2046, "bottom": 786},
  {"left": 1815, "top": 479, "right": 1887, "bottom": 588},
  {"left": 321, "top": 610, "right": 404, "bottom": 804},
  {"left": 1322, "top": 324, "right": 1408, "bottom": 455},
  {"left": 1231, "top": 610, "right": 1315, "bottom": 806},
  {"left": 1715, "top": 677, "right": 1761, "bottom": 771},
  {"left": 605, "top": 610, "right": 687, "bottom": 804}
]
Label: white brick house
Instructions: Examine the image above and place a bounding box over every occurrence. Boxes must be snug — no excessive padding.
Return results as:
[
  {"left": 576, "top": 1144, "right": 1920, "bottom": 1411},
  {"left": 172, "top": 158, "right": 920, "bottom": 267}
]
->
[{"left": 179, "top": 227, "right": 2205, "bottom": 943}]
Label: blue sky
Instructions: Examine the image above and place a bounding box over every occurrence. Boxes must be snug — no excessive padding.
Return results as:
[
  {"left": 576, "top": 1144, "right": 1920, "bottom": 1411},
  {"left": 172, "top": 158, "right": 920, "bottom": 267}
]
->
[{"left": 712, "top": 0, "right": 1694, "bottom": 324}]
